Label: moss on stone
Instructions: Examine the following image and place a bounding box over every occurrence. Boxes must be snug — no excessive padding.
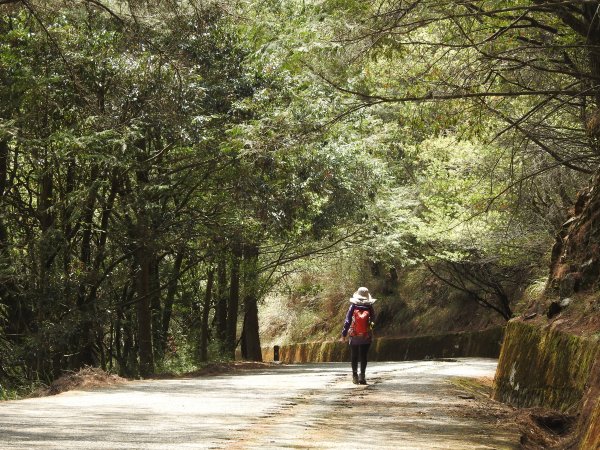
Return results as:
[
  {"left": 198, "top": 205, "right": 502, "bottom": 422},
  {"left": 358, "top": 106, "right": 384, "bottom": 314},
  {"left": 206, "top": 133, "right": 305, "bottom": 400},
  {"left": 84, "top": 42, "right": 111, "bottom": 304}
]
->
[
  {"left": 493, "top": 321, "right": 600, "bottom": 413},
  {"left": 581, "top": 395, "right": 600, "bottom": 449},
  {"left": 269, "top": 327, "right": 503, "bottom": 364}
]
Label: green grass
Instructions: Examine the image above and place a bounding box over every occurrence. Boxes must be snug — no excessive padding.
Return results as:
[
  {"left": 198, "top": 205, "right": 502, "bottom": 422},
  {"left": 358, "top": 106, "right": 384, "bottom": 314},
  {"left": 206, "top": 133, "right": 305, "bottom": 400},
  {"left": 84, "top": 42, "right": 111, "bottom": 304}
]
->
[{"left": 0, "top": 380, "right": 48, "bottom": 401}]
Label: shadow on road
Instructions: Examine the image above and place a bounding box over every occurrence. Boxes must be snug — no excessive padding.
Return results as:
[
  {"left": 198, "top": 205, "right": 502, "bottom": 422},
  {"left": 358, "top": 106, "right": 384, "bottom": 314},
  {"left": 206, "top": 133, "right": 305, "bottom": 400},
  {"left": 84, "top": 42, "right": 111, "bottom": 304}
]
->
[{"left": 0, "top": 359, "right": 520, "bottom": 449}]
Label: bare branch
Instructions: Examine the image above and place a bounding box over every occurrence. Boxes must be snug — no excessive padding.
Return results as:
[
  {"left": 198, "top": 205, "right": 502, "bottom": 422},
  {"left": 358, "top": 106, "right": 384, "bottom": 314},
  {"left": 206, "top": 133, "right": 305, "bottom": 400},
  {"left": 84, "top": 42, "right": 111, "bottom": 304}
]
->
[
  {"left": 314, "top": 70, "right": 597, "bottom": 104},
  {"left": 82, "top": 0, "right": 125, "bottom": 24}
]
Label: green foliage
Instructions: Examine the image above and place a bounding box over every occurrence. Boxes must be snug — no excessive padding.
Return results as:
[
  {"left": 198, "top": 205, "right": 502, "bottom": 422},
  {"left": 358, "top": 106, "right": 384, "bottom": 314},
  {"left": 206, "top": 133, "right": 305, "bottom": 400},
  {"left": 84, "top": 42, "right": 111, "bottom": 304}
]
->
[
  {"left": 0, "top": 303, "right": 11, "bottom": 383},
  {"left": 241, "top": 0, "right": 597, "bottom": 325},
  {"left": 0, "top": 2, "right": 252, "bottom": 379},
  {"left": 2, "top": 0, "right": 598, "bottom": 382},
  {"left": 155, "top": 342, "right": 201, "bottom": 376}
]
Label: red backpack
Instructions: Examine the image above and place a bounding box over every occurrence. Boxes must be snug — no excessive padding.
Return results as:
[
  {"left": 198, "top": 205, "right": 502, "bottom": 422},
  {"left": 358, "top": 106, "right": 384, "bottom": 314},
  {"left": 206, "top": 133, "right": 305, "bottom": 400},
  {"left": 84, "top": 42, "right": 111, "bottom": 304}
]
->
[{"left": 349, "top": 308, "right": 371, "bottom": 337}]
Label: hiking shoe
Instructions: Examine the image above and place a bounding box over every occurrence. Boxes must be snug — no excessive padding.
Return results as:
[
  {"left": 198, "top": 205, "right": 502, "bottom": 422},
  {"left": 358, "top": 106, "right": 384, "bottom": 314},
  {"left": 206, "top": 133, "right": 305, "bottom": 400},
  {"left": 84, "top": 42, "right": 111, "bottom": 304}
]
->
[
  {"left": 358, "top": 373, "right": 367, "bottom": 385},
  {"left": 352, "top": 373, "right": 359, "bottom": 384}
]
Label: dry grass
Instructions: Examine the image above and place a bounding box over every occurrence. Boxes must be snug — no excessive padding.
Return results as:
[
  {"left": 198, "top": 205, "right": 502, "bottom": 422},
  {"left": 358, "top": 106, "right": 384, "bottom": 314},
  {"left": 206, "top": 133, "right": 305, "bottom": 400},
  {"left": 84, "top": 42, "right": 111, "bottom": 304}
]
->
[
  {"left": 35, "top": 367, "right": 127, "bottom": 397},
  {"left": 32, "top": 363, "right": 280, "bottom": 397}
]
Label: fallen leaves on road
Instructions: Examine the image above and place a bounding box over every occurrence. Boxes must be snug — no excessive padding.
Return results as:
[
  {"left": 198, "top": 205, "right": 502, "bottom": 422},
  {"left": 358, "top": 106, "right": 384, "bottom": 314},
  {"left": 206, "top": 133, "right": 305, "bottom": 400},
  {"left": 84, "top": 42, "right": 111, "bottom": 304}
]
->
[
  {"left": 450, "top": 376, "right": 577, "bottom": 449},
  {"left": 515, "top": 408, "right": 577, "bottom": 450}
]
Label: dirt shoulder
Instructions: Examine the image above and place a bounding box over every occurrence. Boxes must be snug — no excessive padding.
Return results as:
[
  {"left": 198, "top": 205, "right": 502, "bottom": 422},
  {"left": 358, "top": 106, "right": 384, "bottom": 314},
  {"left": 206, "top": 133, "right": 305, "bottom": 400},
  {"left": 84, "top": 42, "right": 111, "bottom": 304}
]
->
[
  {"left": 32, "top": 367, "right": 127, "bottom": 397},
  {"left": 30, "top": 362, "right": 279, "bottom": 398},
  {"left": 450, "top": 376, "right": 576, "bottom": 449}
]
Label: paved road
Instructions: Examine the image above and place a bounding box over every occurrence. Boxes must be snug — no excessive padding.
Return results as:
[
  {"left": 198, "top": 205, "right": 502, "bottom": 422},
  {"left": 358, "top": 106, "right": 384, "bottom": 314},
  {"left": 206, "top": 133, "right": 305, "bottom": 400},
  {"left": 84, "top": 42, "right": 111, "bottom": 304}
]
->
[{"left": 0, "top": 359, "right": 519, "bottom": 449}]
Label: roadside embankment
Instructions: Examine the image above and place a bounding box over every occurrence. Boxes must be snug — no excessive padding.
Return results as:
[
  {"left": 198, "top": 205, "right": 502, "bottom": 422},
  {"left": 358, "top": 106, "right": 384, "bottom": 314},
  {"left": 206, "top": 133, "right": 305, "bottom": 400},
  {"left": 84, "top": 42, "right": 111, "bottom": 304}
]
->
[
  {"left": 262, "top": 327, "right": 504, "bottom": 363},
  {"left": 493, "top": 319, "right": 600, "bottom": 449}
]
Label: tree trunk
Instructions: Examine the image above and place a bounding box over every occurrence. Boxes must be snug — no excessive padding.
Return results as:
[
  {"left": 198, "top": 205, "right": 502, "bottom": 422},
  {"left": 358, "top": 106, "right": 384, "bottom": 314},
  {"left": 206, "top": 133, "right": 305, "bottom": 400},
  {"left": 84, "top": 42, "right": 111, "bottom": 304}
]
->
[
  {"left": 0, "top": 139, "right": 9, "bottom": 251},
  {"left": 0, "top": 138, "right": 18, "bottom": 336},
  {"left": 225, "top": 244, "right": 241, "bottom": 358},
  {"left": 132, "top": 139, "right": 155, "bottom": 377},
  {"left": 199, "top": 268, "right": 214, "bottom": 362},
  {"left": 134, "top": 235, "right": 154, "bottom": 377},
  {"left": 241, "top": 244, "right": 262, "bottom": 362},
  {"left": 75, "top": 165, "right": 100, "bottom": 368},
  {"left": 161, "top": 251, "right": 184, "bottom": 352},
  {"left": 214, "top": 257, "right": 228, "bottom": 344},
  {"left": 150, "top": 254, "right": 162, "bottom": 360},
  {"left": 36, "top": 151, "right": 54, "bottom": 378},
  {"left": 117, "top": 283, "right": 136, "bottom": 377},
  {"left": 39, "top": 160, "right": 54, "bottom": 235},
  {"left": 124, "top": 307, "right": 137, "bottom": 378}
]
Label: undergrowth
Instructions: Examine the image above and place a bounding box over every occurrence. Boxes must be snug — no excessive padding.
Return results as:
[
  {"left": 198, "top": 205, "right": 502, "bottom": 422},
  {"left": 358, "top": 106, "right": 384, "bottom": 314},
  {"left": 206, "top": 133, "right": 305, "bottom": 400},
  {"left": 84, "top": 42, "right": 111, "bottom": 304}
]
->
[
  {"left": 260, "top": 254, "right": 509, "bottom": 346},
  {"left": 0, "top": 380, "right": 47, "bottom": 401}
]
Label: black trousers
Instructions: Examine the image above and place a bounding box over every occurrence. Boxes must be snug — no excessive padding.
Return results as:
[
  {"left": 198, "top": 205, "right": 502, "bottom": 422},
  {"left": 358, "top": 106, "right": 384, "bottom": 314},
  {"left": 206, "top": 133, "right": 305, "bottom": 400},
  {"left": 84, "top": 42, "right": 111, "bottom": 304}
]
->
[{"left": 350, "top": 343, "right": 371, "bottom": 374}]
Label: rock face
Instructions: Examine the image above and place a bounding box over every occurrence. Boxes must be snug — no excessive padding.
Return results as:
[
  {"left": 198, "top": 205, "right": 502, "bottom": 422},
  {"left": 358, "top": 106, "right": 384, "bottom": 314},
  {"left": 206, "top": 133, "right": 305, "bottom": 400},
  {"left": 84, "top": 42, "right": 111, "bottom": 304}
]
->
[
  {"left": 494, "top": 172, "right": 600, "bottom": 449},
  {"left": 549, "top": 172, "right": 600, "bottom": 296}
]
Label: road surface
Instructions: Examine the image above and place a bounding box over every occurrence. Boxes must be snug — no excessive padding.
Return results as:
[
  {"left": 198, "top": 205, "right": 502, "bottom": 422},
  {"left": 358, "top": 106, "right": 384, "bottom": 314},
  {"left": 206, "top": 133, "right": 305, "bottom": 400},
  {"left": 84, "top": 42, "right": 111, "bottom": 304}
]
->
[{"left": 0, "top": 358, "right": 520, "bottom": 449}]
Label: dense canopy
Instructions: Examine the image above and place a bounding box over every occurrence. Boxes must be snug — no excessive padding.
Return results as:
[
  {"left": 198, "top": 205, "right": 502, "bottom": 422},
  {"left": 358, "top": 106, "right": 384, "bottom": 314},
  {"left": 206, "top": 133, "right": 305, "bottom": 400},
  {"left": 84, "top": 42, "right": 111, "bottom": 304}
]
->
[{"left": 1, "top": 0, "right": 598, "bottom": 389}]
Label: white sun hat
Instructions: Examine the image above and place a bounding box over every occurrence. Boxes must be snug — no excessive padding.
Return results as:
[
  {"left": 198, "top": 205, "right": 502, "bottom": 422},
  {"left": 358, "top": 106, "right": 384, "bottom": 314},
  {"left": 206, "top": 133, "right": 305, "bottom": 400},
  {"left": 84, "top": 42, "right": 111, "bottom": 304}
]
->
[{"left": 350, "top": 286, "right": 377, "bottom": 305}]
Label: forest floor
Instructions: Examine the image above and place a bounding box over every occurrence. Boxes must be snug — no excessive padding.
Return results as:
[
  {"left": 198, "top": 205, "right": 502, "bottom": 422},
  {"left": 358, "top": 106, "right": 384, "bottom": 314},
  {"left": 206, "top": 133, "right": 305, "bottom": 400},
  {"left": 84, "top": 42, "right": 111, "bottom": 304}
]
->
[{"left": 0, "top": 359, "right": 570, "bottom": 449}]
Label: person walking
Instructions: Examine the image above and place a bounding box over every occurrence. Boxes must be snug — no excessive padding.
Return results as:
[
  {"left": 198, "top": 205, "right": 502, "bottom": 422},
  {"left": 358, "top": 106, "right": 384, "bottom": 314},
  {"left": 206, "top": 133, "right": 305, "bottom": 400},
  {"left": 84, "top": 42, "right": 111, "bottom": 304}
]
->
[{"left": 341, "top": 286, "right": 376, "bottom": 385}]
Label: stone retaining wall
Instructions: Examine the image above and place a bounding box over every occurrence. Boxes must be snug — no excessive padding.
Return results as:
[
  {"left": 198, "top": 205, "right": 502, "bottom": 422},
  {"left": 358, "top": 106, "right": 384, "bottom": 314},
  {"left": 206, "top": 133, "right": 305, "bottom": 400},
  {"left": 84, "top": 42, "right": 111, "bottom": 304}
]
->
[
  {"left": 492, "top": 320, "right": 600, "bottom": 449},
  {"left": 262, "top": 327, "right": 504, "bottom": 363}
]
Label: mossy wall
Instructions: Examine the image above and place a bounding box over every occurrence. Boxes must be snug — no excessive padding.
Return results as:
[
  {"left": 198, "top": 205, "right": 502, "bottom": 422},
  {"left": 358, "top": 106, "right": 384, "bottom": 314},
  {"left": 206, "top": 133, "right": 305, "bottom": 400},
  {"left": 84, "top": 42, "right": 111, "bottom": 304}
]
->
[
  {"left": 493, "top": 320, "right": 600, "bottom": 450},
  {"left": 493, "top": 320, "right": 599, "bottom": 411},
  {"left": 579, "top": 356, "right": 600, "bottom": 450},
  {"left": 263, "top": 327, "right": 504, "bottom": 363}
]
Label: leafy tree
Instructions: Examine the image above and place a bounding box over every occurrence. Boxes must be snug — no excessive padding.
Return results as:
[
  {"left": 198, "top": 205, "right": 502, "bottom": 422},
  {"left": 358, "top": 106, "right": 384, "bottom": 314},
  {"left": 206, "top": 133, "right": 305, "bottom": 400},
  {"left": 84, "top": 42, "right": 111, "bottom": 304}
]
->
[
  {"left": 0, "top": 0, "right": 390, "bottom": 384},
  {"left": 313, "top": 0, "right": 600, "bottom": 168},
  {"left": 265, "top": 0, "right": 600, "bottom": 320},
  {"left": 0, "top": 1, "right": 258, "bottom": 379}
]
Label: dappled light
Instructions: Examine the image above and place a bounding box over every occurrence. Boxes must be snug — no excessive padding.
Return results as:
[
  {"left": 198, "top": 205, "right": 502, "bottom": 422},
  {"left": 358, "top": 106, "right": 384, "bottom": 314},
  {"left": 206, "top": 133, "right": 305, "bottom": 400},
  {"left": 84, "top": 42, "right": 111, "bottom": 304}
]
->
[
  {"left": 0, "top": 360, "right": 520, "bottom": 449},
  {"left": 1, "top": 0, "right": 599, "bottom": 447}
]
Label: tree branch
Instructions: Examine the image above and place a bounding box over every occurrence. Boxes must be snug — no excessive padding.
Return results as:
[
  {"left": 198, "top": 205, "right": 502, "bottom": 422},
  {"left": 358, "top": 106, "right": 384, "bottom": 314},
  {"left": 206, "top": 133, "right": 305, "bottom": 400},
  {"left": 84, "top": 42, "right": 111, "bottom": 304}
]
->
[{"left": 316, "top": 69, "right": 597, "bottom": 104}]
